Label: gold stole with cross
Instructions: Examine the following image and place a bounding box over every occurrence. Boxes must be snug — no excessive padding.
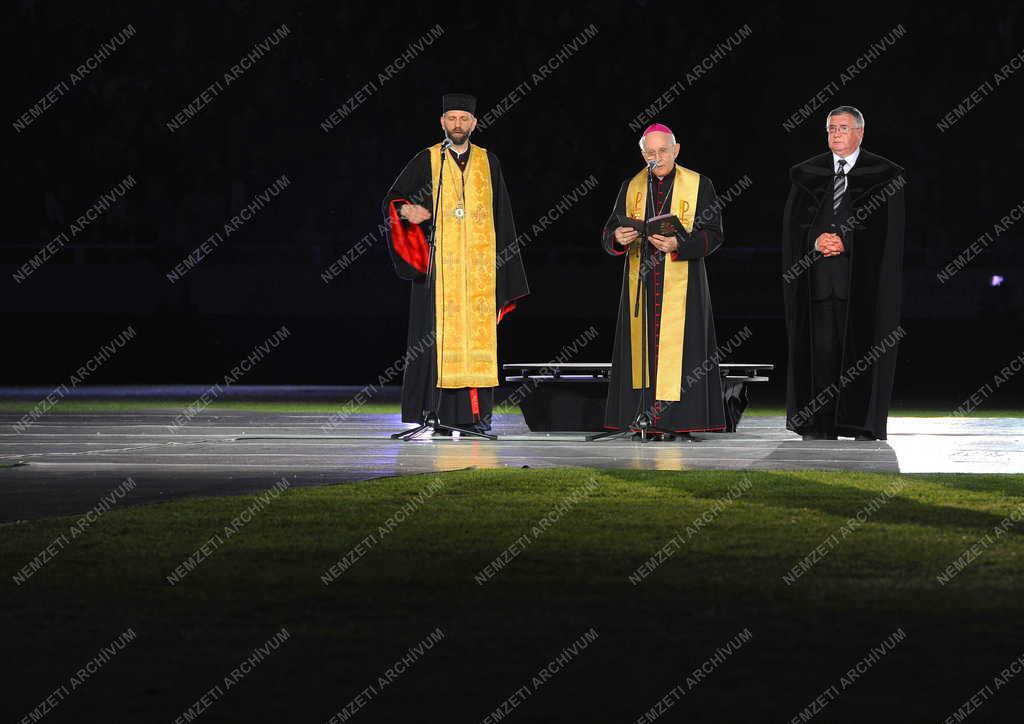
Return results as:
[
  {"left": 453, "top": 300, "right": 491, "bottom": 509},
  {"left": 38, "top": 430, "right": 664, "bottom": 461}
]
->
[
  {"left": 625, "top": 164, "right": 700, "bottom": 402},
  {"left": 428, "top": 143, "right": 498, "bottom": 389}
]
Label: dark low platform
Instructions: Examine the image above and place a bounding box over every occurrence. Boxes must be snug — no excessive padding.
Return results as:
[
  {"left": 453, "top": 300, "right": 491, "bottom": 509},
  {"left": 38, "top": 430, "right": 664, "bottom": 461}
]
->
[{"left": 503, "top": 362, "right": 773, "bottom": 432}]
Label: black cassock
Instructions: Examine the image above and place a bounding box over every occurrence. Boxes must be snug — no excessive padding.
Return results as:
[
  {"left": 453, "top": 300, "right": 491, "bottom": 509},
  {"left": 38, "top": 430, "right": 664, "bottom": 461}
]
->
[
  {"left": 600, "top": 171, "right": 726, "bottom": 433},
  {"left": 382, "top": 144, "right": 529, "bottom": 428},
  {"left": 782, "top": 149, "right": 905, "bottom": 439}
]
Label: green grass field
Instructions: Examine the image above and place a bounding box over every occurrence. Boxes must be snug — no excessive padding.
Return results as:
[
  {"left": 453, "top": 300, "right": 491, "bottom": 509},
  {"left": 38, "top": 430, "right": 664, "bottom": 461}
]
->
[{"left": 4, "top": 468, "right": 1024, "bottom": 721}]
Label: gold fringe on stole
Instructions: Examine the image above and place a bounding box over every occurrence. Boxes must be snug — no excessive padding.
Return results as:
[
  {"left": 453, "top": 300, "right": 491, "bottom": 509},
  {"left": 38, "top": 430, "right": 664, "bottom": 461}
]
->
[
  {"left": 625, "top": 164, "right": 700, "bottom": 402},
  {"left": 428, "top": 143, "right": 498, "bottom": 388}
]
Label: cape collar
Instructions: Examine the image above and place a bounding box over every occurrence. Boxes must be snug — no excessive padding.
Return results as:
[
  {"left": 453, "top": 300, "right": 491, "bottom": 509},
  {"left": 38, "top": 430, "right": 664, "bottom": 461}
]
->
[
  {"left": 791, "top": 149, "right": 903, "bottom": 206},
  {"left": 794, "top": 148, "right": 895, "bottom": 178}
]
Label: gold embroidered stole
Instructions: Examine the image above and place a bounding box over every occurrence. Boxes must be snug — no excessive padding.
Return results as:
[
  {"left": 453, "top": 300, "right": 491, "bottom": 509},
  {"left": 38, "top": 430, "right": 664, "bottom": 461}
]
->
[
  {"left": 625, "top": 164, "right": 700, "bottom": 401},
  {"left": 428, "top": 143, "right": 498, "bottom": 388}
]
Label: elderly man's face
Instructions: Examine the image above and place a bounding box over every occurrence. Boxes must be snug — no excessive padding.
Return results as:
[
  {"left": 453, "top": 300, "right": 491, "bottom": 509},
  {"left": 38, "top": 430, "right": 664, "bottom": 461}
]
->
[
  {"left": 440, "top": 111, "right": 476, "bottom": 146},
  {"left": 826, "top": 113, "right": 864, "bottom": 157},
  {"left": 640, "top": 131, "right": 680, "bottom": 177}
]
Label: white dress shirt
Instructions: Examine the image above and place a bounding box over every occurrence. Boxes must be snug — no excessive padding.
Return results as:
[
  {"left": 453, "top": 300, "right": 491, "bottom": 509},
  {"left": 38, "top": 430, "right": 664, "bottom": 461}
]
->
[{"left": 832, "top": 146, "right": 860, "bottom": 174}]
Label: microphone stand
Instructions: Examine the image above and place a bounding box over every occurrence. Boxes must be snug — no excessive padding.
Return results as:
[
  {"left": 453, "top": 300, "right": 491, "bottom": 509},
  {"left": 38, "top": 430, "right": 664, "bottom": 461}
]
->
[
  {"left": 588, "top": 161, "right": 676, "bottom": 443},
  {"left": 393, "top": 138, "right": 497, "bottom": 441}
]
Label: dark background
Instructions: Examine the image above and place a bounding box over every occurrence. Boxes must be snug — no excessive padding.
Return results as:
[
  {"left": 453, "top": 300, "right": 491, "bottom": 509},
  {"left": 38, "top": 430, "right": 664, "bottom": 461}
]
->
[{"left": 3, "top": 1, "right": 1022, "bottom": 409}]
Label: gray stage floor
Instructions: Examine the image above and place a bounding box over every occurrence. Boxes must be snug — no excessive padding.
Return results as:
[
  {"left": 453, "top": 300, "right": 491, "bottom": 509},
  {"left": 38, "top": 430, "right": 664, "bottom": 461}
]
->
[{"left": 2, "top": 410, "right": 1022, "bottom": 522}]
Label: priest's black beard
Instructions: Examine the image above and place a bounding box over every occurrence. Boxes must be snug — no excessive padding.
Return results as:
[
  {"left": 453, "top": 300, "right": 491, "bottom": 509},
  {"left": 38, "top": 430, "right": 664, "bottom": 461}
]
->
[{"left": 448, "top": 130, "right": 470, "bottom": 145}]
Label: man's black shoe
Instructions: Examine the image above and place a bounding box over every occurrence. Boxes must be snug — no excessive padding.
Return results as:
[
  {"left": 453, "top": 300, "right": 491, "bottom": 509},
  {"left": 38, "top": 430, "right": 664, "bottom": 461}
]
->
[{"left": 854, "top": 432, "right": 877, "bottom": 441}]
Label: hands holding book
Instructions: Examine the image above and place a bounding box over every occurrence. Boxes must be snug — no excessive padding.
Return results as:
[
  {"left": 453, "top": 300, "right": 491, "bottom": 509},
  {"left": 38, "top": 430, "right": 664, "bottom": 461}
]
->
[
  {"left": 648, "top": 233, "right": 678, "bottom": 253},
  {"left": 614, "top": 214, "right": 686, "bottom": 252},
  {"left": 613, "top": 226, "right": 641, "bottom": 246}
]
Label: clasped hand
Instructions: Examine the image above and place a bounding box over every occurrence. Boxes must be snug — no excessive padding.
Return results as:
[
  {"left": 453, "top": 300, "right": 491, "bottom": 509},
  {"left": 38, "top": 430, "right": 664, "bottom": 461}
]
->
[
  {"left": 400, "top": 204, "right": 432, "bottom": 225},
  {"left": 613, "top": 227, "right": 678, "bottom": 253},
  {"left": 815, "top": 232, "right": 845, "bottom": 257}
]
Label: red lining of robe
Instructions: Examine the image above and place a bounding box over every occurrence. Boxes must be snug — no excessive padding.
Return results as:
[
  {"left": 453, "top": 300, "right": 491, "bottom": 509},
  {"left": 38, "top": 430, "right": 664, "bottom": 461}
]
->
[{"left": 388, "top": 198, "right": 429, "bottom": 274}]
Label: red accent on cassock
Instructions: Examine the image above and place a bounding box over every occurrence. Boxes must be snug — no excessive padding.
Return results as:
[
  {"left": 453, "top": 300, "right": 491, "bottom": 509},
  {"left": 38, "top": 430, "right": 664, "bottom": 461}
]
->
[
  {"left": 469, "top": 388, "right": 480, "bottom": 420},
  {"left": 653, "top": 259, "right": 662, "bottom": 421},
  {"left": 496, "top": 301, "right": 517, "bottom": 324},
  {"left": 388, "top": 199, "right": 429, "bottom": 274}
]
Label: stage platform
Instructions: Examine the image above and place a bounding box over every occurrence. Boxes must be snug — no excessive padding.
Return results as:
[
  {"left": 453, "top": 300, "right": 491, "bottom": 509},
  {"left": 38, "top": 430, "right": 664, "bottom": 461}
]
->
[{"left": 2, "top": 409, "right": 1022, "bottom": 522}]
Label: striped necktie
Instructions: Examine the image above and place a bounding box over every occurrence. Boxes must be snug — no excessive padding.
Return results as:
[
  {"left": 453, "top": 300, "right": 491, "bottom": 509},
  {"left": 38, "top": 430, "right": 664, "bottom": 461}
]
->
[{"left": 833, "top": 158, "right": 847, "bottom": 211}]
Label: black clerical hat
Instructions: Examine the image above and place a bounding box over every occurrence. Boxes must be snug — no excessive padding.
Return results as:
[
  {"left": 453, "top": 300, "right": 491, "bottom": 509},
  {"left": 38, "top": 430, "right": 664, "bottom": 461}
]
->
[{"left": 442, "top": 93, "right": 477, "bottom": 115}]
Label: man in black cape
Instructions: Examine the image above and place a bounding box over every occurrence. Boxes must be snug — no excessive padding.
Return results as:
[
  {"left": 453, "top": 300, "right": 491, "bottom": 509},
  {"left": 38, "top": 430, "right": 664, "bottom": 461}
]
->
[
  {"left": 382, "top": 93, "right": 528, "bottom": 432},
  {"left": 782, "top": 105, "right": 906, "bottom": 441},
  {"left": 600, "top": 123, "right": 726, "bottom": 438}
]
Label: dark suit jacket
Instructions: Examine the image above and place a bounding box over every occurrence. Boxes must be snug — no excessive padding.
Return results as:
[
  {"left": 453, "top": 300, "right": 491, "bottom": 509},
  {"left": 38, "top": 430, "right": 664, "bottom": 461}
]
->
[{"left": 809, "top": 165, "right": 853, "bottom": 300}]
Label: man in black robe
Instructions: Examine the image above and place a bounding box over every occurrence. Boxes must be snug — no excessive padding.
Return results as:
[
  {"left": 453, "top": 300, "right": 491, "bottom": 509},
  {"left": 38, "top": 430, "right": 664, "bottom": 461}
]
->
[
  {"left": 600, "top": 123, "right": 726, "bottom": 439},
  {"left": 382, "top": 93, "right": 528, "bottom": 433},
  {"left": 782, "top": 105, "right": 906, "bottom": 441}
]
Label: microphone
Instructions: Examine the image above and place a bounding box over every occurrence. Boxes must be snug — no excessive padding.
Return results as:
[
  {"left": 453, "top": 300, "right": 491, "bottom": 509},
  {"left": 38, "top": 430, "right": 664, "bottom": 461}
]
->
[
  {"left": 441, "top": 136, "right": 454, "bottom": 150},
  {"left": 647, "top": 158, "right": 658, "bottom": 172}
]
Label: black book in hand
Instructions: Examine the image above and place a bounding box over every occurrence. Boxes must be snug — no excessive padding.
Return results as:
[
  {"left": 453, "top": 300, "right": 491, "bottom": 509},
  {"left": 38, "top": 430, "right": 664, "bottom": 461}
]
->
[{"left": 616, "top": 214, "right": 687, "bottom": 238}]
